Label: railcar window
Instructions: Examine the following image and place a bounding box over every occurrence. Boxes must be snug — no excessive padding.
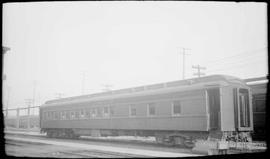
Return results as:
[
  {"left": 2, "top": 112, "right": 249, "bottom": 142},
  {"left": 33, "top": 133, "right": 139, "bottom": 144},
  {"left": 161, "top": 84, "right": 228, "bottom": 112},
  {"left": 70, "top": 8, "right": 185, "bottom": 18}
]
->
[
  {"left": 55, "top": 112, "right": 60, "bottom": 120},
  {"left": 50, "top": 112, "right": 54, "bottom": 120},
  {"left": 48, "top": 112, "right": 51, "bottom": 120},
  {"left": 173, "top": 101, "right": 181, "bottom": 115},
  {"left": 80, "top": 110, "right": 85, "bottom": 119},
  {"left": 51, "top": 112, "right": 54, "bottom": 120},
  {"left": 104, "top": 107, "right": 109, "bottom": 117},
  {"left": 52, "top": 112, "right": 55, "bottom": 120},
  {"left": 47, "top": 112, "right": 50, "bottom": 120},
  {"left": 48, "top": 112, "right": 53, "bottom": 120},
  {"left": 239, "top": 89, "right": 250, "bottom": 127},
  {"left": 66, "top": 111, "right": 71, "bottom": 120},
  {"left": 71, "top": 111, "right": 75, "bottom": 119},
  {"left": 60, "top": 111, "right": 65, "bottom": 120},
  {"left": 110, "top": 106, "right": 114, "bottom": 116},
  {"left": 130, "top": 105, "right": 136, "bottom": 116},
  {"left": 148, "top": 103, "right": 156, "bottom": 116},
  {"left": 91, "top": 108, "right": 97, "bottom": 118},
  {"left": 85, "top": 109, "right": 91, "bottom": 118},
  {"left": 75, "top": 111, "right": 80, "bottom": 119},
  {"left": 97, "top": 107, "right": 102, "bottom": 117}
]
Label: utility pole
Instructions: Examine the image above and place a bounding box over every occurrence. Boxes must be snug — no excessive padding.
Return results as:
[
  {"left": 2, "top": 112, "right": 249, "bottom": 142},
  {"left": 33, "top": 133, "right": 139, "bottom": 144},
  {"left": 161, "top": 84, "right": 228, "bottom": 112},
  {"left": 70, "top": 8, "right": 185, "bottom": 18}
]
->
[
  {"left": 2, "top": 47, "right": 10, "bottom": 117},
  {"left": 25, "top": 98, "right": 33, "bottom": 107},
  {"left": 192, "top": 65, "right": 206, "bottom": 78},
  {"left": 179, "top": 47, "right": 191, "bottom": 80},
  {"left": 2, "top": 47, "right": 10, "bottom": 81},
  {"left": 6, "top": 86, "right": 11, "bottom": 117},
  {"left": 16, "top": 107, "right": 20, "bottom": 128},
  {"left": 25, "top": 98, "right": 33, "bottom": 130}
]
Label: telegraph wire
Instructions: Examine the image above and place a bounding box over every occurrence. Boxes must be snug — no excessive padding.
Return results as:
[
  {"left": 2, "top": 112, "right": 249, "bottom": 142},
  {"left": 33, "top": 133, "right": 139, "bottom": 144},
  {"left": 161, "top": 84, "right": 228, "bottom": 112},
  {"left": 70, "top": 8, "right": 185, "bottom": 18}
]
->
[
  {"left": 205, "top": 53, "right": 267, "bottom": 68},
  {"left": 207, "top": 58, "right": 266, "bottom": 72},
  {"left": 207, "top": 57, "right": 265, "bottom": 72},
  {"left": 203, "top": 46, "right": 267, "bottom": 65}
]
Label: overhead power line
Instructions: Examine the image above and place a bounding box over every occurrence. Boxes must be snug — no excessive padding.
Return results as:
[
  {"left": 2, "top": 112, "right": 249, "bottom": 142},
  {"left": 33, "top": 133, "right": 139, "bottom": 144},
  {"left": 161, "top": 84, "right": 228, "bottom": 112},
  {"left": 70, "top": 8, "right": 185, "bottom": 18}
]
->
[
  {"left": 25, "top": 99, "right": 33, "bottom": 107},
  {"left": 206, "top": 51, "right": 266, "bottom": 67},
  {"left": 204, "top": 47, "right": 267, "bottom": 65},
  {"left": 207, "top": 58, "right": 266, "bottom": 73},
  {"left": 205, "top": 54, "right": 267, "bottom": 69}
]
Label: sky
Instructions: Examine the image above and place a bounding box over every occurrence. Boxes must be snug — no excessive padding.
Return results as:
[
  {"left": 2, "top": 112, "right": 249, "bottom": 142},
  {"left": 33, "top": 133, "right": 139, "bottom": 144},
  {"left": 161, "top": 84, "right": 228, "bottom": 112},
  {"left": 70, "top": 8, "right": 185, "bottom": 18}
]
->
[{"left": 2, "top": 1, "right": 268, "bottom": 110}]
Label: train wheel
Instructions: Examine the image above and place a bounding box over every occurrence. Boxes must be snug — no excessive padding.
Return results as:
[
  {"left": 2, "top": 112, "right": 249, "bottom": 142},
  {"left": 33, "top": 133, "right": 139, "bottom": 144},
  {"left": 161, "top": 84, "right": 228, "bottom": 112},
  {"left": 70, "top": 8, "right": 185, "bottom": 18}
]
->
[
  {"left": 74, "top": 135, "right": 80, "bottom": 139},
  {"left": 47, "top": 131, "right": 53, "bottom": 138},
  {"left": 66, "top": 132, "right": 72, "bottom": 139},
  {"left": 183, "top": 138, "right": 195, "bottom": 148},
  {"left": 155, "top": 136, "right": 164, "bottom": 144},
  {"left": 163, "top": 136, "right": 175, "bottom": 146},
  {"left": 53, "top": 130, "right": 60, "bottom": 138},
  {"left": 68, "top": 131, "right": 79, "bottom": 139},
  {"left": 173, "top": 136, "right": 185, "bottom": 146},
  {"left": 51, "top": 131, "right": 57, "bottom": 138},
  {"left": 59, "top": 130, "right": 66, "bottom": 138}
]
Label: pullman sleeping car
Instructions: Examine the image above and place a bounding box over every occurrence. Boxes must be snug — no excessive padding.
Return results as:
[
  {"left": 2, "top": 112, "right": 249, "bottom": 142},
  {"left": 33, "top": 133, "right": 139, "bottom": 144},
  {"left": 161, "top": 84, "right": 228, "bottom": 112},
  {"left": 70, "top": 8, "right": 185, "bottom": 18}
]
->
[{"left": 40, "top": 75, "right": 253, "bottom": 147}]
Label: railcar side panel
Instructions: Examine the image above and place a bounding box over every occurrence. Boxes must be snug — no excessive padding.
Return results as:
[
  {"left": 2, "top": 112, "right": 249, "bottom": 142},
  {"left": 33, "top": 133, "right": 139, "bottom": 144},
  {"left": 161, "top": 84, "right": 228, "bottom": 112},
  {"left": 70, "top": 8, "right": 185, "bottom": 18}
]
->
[
  {"left": 154, "top": 101, "right": 172, "bottom": 115},
  {"left": 41, "top": 116, "right": 208, "bottom": 131},
  {"left": 41, "top": 89, "right": 208, "bottom": 131},
  {"left": 112, "top": 104, "right": 129, "bottom": 117}
]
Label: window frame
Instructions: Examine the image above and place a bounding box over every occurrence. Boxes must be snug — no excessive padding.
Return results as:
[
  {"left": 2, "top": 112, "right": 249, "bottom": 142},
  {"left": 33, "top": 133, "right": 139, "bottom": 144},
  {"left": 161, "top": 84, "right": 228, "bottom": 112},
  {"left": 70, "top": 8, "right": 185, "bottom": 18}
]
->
[
  {"left": 147, "top": 103, "right": 156, "bottom": 116},
  {"left": 85, "top": 109, "right": 91, "bottom": 118},
  {"left": 75, "top": 110, "right": 80, "bottom": 119},
  {"left": 110, "top": 106, "right": 115, "bottom": 116},
  {"left": 66, "top": 111, "right": 71, "bottom": 120},
  {"left": 91, "top": 108, "right": 97, "bottom": 118},
  {"left": 103, "top": 106, "right": 110, "bottom": 118},
  {"left": 80, "top": 109, "right": 85, "bottom": 119},
  {"left": 52, "top": 111, "right": 56, "bottom": 120},
  {"left": 172, "top": 100, "right": 182, "bottom": 116},
  {"left": 71, "top": 111, "right": 75, "bottom": 120},
  {"left": 97, "top": 107, "right": 103, "bottom": 117},
  {"left": 129, "top": 104, "right": 137, "bottom": 117}
]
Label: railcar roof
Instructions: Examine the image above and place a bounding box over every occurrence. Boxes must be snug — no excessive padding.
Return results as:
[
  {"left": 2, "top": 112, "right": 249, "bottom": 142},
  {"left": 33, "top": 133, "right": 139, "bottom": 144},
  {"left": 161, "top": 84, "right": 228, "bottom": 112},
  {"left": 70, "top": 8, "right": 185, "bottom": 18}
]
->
[{"left": 43, "top": 74, "right": 244, "bottom": 106}]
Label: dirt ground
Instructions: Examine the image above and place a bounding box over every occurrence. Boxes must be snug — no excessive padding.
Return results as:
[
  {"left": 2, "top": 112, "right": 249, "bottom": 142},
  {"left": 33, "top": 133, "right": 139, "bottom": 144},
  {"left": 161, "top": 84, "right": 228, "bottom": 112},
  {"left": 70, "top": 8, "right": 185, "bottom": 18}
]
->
[{"left": 5, "top": 139, "right": 86, "bottom": 158}]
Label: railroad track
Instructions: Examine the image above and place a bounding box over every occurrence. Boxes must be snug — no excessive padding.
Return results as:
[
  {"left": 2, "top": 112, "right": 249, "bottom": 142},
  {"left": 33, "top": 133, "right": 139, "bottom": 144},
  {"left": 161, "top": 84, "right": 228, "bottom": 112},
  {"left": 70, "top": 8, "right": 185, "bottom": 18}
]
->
[
  {"left": 58, "top": 150, "right": 148, "bottom": 158},
  {"left": 6, "top": 134, "right": 198, "bottom": 157},
  {"left": 6, "top": 137, "right": 146, "bottom": 158},
  {"left": 5, "top": 131, "right": 190, "bottom": 150}
]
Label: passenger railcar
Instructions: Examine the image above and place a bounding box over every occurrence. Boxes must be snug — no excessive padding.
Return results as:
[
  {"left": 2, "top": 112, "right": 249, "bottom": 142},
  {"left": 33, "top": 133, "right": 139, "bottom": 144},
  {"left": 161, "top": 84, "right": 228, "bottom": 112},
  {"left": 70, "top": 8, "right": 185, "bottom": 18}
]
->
[{"left": 40, "top": 75, "right": 253, "bottom": 147}]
